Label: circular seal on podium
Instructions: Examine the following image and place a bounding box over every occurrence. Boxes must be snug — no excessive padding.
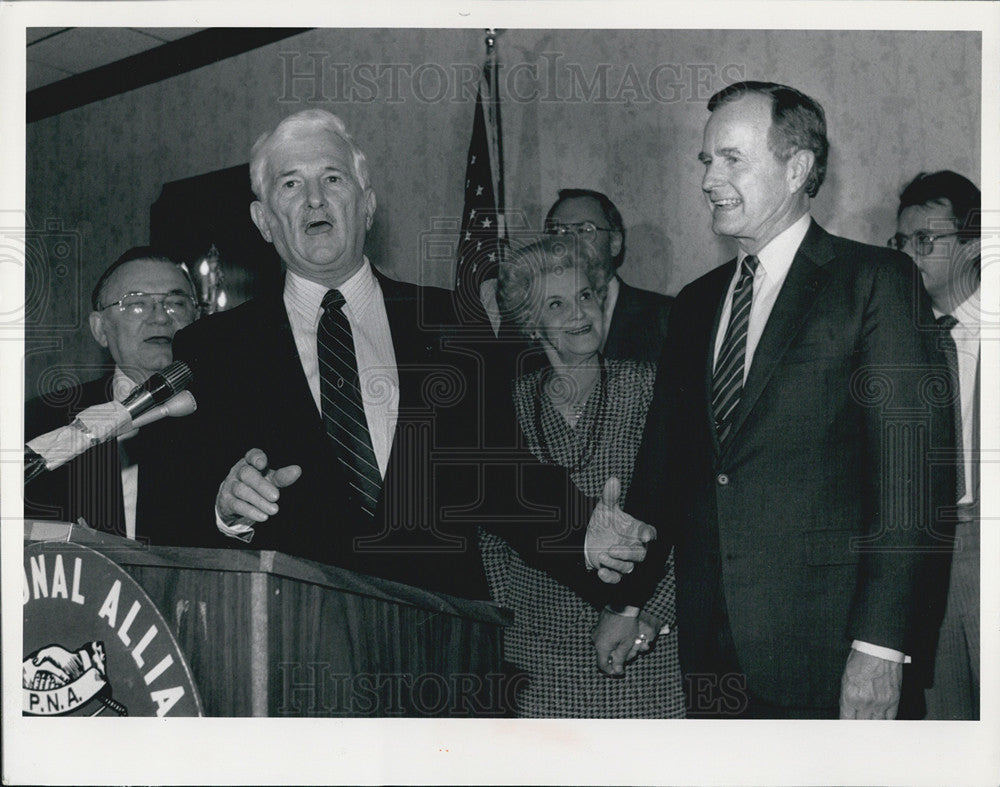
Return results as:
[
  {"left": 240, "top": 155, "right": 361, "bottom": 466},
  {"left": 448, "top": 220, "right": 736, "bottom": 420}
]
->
[{"left": 23, "top": 541, "right": 202, "bottom": 717}]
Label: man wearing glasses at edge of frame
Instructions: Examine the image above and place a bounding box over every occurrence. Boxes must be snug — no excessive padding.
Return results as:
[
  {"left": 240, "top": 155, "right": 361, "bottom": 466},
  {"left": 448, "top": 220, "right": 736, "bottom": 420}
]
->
[
  {"left": 24, "top": 247, "right": 200, "bottom": 540},
  {"left": 892, "top": 170, "right": 982, "bottom": 720}
]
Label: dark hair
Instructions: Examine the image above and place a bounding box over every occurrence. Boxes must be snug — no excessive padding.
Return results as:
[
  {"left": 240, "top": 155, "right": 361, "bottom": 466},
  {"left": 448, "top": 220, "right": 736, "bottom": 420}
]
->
[
  {"left": 91, "top": 246, "right": 194, "bottom": 310},
  {"left": 497, "top": 236, "right": 607, "bottom": 336},
  {"left": 897, "top": 170, "right": 981, "bottom": 241},
  {"left": 544, "top": 188, "right": 626, "bottom": 270},
  {"left": 708, "top": 81, "right": 829, "bottom": 198}
]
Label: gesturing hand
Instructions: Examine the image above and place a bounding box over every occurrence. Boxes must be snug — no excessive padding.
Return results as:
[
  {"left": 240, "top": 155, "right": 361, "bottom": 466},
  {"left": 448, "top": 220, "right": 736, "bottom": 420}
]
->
[
  {"left": 585, "top": 477, "right": 657, "bottom": 584},
  {"left": 216, "top": 448, "right": 302, "bottom": 527}
]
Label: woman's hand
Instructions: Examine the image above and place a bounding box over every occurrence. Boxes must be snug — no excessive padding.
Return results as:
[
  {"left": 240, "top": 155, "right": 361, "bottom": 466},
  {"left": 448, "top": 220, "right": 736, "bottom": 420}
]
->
[{"left": 592, "top": 608, "right": 639, "bottom": 676}]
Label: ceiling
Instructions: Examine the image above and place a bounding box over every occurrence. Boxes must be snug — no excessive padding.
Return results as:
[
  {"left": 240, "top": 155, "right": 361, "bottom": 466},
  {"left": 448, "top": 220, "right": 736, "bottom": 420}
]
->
[{"left": 26, "top": 27, "right": 205, "bottom": 91}]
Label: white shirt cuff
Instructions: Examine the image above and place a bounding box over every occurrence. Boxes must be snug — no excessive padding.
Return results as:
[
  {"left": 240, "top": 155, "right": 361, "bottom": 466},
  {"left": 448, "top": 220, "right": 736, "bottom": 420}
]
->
[
  {"left": 215, "top": 505, "right": 255, "bottom": 543},
  {"left": 851, "top": 640, "right": 911, "bottom": 664}
]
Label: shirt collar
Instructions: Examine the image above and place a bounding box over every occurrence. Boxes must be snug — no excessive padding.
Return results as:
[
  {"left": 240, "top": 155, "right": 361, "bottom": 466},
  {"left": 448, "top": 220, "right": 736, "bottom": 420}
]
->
[
  {"left": 284, "top": 257, "right": 377, "bottom": 324},
  {"left": 604, "top": 275, "right": 621, "bottom": 314},
  {"left": 112, "top": 367, "right": 137, "bottom": 402},
  {"left": 740, "top": 212, "right": 812, "bottom": 281},
  {"left": 935, "top": 286, "right": 981, "bottom": 333}
]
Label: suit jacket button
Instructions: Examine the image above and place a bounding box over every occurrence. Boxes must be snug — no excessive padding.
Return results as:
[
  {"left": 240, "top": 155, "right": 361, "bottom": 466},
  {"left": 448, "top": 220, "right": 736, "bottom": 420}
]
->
[{"left": 717, "top": 473, "right": 729, "bottom": 486}]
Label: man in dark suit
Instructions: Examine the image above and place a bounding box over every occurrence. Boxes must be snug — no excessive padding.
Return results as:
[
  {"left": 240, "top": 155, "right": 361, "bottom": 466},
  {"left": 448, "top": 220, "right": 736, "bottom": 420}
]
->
[
  {"left": 137, "top": 110, "right": 652, "bottom": 601},
  {"left": 893, "top": 170, "right": 981, "bottom": 719},
  {"left": 616, "top": 82, "right": 954, "bottom": 718},
  {"left": 543, "top": 189, "right": 672, "bottom": 362},
  {"left": 25, "top": 247, "right": 199, "bottom": 537}
]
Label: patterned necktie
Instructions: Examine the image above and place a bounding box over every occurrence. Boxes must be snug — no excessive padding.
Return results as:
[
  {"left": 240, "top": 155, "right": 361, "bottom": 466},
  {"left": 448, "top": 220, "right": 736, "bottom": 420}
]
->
[
  {"left": 937, "top": 313, "right": 965, "bottom": 500},
  {"left": 318, "top": 289, "right": 381, "bottom": 517},
  {"left": 712, "top": 254, "right": 759, "bottom": 445}
]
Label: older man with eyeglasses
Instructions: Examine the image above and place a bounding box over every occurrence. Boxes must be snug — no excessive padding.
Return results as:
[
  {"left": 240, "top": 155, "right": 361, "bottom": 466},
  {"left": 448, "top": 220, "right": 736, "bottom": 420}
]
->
[
  {"left": 543, "top": 189, "right": 673, "bottom": 363},
  {"left": 25, "top": 247, "right": 200, "bottom": 538}
]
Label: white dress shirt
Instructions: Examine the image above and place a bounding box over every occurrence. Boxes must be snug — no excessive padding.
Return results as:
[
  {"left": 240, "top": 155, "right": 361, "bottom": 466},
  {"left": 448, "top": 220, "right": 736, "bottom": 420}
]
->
[
  {"left": 712, "top": 213, "right": 811, "bottom": 373},
  {"left": 283, "top": 261, "right": 399, "bottom": 476},
  {"left": 218, "top": 259, "right": 399, "bottom": 540},
  {"left": 712, "top": 214, "right": 907, "bottom": 665},
  {"left": 936, "top": 288, "right": 980, "bottom": 504}
]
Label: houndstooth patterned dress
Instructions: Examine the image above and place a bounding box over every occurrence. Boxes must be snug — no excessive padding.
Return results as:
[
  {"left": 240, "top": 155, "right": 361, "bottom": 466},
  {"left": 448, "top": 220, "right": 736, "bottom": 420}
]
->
[{"left": 479, "top": 359, "right": 684, "bottom": 718}]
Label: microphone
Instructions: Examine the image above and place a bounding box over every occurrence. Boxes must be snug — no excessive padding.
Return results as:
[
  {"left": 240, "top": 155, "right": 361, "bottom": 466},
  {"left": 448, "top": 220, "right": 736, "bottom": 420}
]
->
[
  {"left": 120, "top": 361, "right": 193, "bottom": 420},
  {"left": 131, "top": 390, "right": 197, "bottom": 429},
  {"left": 25, "top": 362, "right": 195, "bottom": 482}
]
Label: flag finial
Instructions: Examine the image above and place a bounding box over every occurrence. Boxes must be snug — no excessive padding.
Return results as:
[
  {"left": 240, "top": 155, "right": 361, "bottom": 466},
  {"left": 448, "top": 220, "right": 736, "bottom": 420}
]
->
[{"left": 485, "top": 28, "right": 497, "bottom": 51}]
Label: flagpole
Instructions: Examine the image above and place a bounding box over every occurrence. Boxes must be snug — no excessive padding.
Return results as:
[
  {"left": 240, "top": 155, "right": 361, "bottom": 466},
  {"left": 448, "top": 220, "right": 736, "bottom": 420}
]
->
[
  {"left": 486, "top": 29, "right": 506, "bottom": 243},
  {"left": 453, "top": 28, "right": 507, "bottom": 330}
]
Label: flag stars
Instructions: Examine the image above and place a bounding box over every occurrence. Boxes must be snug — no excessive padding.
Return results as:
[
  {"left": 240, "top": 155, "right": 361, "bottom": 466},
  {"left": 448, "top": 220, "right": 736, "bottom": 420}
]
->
[
  {"left": 481, "top": 217, "right": 492, "bottom": 229},
  {"left": 475, "top": 185, "right": 484, "bottom": 196}
]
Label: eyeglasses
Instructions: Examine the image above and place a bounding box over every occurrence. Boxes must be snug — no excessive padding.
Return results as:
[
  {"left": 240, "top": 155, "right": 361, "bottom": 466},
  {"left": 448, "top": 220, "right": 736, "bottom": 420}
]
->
[
  {"left": 543, "top": 221, "right": 614, "bottom": 237},
  {"left": 99, "top": 291, "right": 199, "bottom": 321},
  {"left": 887, "top": 230, "right": 962, "bottom": 257}
]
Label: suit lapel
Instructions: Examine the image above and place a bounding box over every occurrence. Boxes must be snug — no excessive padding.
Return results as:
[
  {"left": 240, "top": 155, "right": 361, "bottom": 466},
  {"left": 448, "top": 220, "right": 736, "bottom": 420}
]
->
[
  {"left": 376, "top": 272, "right": 423, "bottom": 412},
  {"left": 604, "top": 279, "right": 636, "bottom": 354},
  {"left": 725, "top": 220, "right": 833, "bottom": 444},
  {"left": 256, "top": 288, "right": 329, "bottom": 439}
]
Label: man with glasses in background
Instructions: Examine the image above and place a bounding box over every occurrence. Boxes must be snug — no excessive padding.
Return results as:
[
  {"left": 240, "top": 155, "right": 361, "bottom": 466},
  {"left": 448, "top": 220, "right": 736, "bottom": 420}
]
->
[
  {"left": 892, "top": 170, "right": 981, "bottom": 719},
  {"left": 544, "top": 189, "right": 673, "bottom": 362},
  {"left": 25, "top": 247, "right": 200, "bottom": 538}
]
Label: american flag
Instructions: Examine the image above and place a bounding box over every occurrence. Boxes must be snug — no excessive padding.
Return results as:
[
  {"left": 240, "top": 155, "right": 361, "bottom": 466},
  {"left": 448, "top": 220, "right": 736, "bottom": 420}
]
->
[{"left": 454, "top": 47, "right": 506, "bottom": 327}]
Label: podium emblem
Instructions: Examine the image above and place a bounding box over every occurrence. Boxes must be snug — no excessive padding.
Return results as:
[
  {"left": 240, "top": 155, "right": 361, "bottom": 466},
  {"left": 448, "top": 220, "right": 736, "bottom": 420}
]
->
[{"left": 23, "top": 541, "right": 202, "bottom": 716}]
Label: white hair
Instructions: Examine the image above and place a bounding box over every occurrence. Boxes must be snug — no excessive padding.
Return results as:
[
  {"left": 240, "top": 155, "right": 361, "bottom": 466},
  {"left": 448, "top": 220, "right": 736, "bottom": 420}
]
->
[{"left": 249, "top": 109, "right": 371, "bottom": 200}]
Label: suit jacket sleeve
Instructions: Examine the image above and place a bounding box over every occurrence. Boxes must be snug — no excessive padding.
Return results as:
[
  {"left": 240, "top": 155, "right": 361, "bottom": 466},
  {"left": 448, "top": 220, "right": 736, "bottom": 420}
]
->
[
  {"left": 846, "top": 251, "right": 957, "bottom": 652},
  {"left": 616, "top": 303, "right": 684, "bottom": 606}
]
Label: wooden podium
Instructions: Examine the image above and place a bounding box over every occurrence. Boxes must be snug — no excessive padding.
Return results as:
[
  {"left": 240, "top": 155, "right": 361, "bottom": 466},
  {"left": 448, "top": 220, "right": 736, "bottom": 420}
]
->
[{"left": 25, "top": 522, "right": 513, "bottom": 717}]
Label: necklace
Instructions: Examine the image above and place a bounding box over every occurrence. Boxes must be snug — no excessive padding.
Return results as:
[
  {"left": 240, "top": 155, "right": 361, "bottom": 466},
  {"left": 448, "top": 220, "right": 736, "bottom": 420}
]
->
[{"left": 532, "top": 356, "right": 608, "bottom": 473}]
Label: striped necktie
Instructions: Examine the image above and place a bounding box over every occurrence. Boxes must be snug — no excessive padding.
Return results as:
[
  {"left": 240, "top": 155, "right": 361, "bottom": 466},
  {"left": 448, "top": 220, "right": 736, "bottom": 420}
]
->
[
  {"left": 318, "top": 289, "right": 381, "bottom": 517},
  {"left": 712, "top": 254, "right": 759, "bottom": 445},
  {"left": 937, "top": 313, "right": 965, "bottom": 500}
]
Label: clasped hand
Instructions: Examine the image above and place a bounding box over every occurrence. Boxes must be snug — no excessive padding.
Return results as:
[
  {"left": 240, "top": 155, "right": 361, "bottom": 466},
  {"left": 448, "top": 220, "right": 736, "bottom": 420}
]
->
[{"left": 592, "top": 609, "right": 658, "bottom": 676}]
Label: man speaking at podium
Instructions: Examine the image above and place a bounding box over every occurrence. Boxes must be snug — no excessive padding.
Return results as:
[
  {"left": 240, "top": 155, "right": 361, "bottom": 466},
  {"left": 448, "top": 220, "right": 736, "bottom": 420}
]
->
[{"left": 137, "top": 110, "right": 650, "bottom": 602}]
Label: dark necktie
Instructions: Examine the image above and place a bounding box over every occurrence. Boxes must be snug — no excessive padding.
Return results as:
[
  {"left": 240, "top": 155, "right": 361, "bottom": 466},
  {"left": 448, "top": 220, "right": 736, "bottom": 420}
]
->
[
  {"left": 712, "top": 254, "right": 759, "bottom": 445},
  {"left": 318, "top": 289, "right": 381, "bottom": 517},
  {"left": 937, "top": 313, "right": 965, "bottom": 500}
]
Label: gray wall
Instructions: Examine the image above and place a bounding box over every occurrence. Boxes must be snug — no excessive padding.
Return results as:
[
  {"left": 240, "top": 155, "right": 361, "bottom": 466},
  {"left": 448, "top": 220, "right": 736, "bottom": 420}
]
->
[{"left": 25, "top": 28, "right": 981, "bottom": 398}]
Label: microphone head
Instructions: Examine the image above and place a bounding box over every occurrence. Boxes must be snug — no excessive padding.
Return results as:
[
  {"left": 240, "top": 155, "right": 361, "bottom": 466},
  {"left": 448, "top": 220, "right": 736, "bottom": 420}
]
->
[
  {"left": 158, "top": 361, "right": 193, "bottom": 395},
  {"left": 144, "top": 360, "right": 193, "bottom": 405},
  {"left": 130, "top": 391, "right": 197, "bottom": 430},
  {"left": 121, "top": 360, "right": 194, "bottom": 416}
]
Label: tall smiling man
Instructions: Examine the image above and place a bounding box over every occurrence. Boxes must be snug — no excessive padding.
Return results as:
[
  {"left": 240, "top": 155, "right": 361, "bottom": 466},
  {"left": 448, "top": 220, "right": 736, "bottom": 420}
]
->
[
  {"left": 138, "top": 109, "right": 651, "bottom": 600},
  {"left": 621, "top": 82, "right": 954, "bottom": 718}
]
